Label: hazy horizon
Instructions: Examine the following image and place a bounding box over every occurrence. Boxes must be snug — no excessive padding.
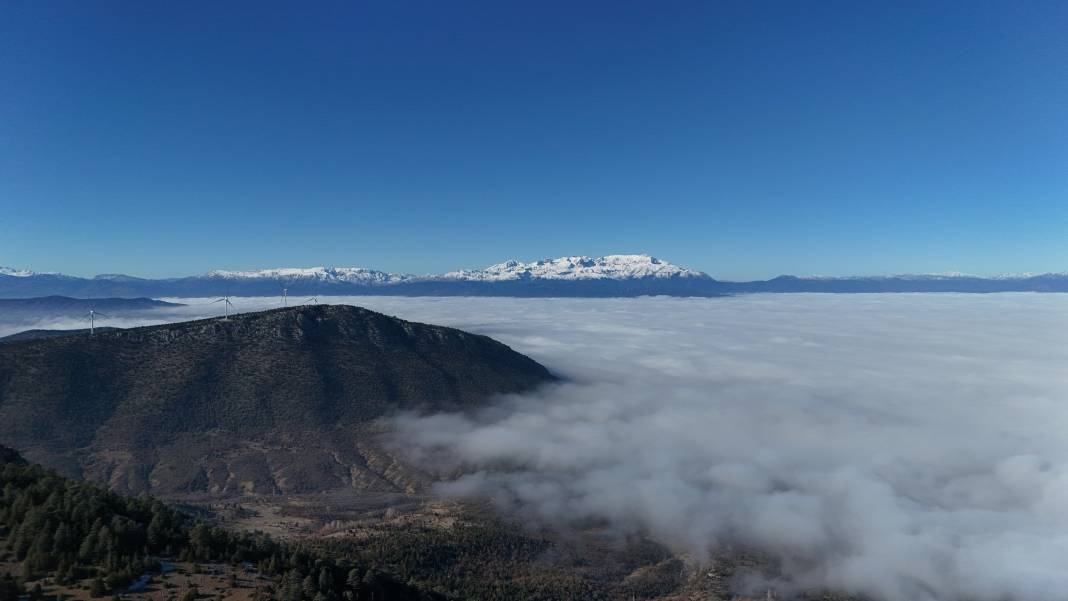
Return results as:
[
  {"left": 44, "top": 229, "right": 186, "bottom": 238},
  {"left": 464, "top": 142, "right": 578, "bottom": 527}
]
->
[{"left": 4, "top": 254, "right": 1068, "bottom": 282}]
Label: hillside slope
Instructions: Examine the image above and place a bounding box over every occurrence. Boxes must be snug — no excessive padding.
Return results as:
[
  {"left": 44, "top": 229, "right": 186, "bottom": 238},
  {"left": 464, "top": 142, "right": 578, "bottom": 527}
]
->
[
  {"left": 0, "top": 444, "right": 445, "bottom": 601},
  {"left": 0, "top": 305, "right": 554, "bottom": 496}
]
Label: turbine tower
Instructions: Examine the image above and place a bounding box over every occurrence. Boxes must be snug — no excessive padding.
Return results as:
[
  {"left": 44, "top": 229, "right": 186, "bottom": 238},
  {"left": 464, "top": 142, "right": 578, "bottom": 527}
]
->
[
  {"left": 282, "top": 288, "right": 288, "bottom": 307},
  {"left": 87, "top": 309, "right": 108, "bottom": 336},
  {"left": 211, "top": 296, "right": 235, "bottom": 320}
]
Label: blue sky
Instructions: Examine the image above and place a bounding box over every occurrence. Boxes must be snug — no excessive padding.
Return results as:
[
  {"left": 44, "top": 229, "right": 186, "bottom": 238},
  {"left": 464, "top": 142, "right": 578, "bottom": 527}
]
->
[{"left": 1, "top": 1, "right": 1066, "bottom": 280}]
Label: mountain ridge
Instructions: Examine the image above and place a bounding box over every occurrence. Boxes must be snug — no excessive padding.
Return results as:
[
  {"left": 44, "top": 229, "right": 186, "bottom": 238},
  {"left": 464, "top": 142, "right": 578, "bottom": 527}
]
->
[
  {"left": 5, "top": 254, "right": 1068, "bottom": 296},
  {"left": 0, "top": 295, "right": 182, "bottom": 311},
  {"left": 0, "top": 304, "right": 555, "bottom": 496}
]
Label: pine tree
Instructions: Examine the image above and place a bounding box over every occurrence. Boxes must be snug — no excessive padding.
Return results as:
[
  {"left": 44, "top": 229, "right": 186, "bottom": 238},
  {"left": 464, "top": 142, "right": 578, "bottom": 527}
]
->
[
  {"left": 147, "top": 513, "right": 164, "bottom": 549},
  {"left": 31, "top": 520, "right": 54, "bottom": 558},
  {"left": 302, "top": 574, "right": 317, "bottom": 599},
  {"left": 55, "top": 558, "right": 72, "bottom": 585},
  {"left": 20, "top": 556, "right": 36, "bottom": 581},
  {"left": 345, "top": 569, "right": 362, "bottom": 591},
  {"left": 81, "top": 519, "right": 106, "bottom": 562},
  {"left": 282, "top": 571, "right": 303, "bottom": 601},
  {"left": 317, "top": 567, "right": 332, "bottom": 595},
  {"left": 189, "top": 522, "right": 212, "bottom": 561},
  {"left": 53, "top": 522, "right": 73, "bottom": 555},
  {"left": 78, "top": 533, "right": 96, "bottom": 562},
  {"left": 89, "top": 577, "right": 107, "bottom": 598}
]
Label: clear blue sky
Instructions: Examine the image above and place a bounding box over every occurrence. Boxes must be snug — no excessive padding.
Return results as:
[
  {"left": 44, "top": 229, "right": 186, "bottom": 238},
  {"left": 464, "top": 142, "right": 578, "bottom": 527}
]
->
[{"left": 1, "top": 1, "right": 1066, "bottom": 280}]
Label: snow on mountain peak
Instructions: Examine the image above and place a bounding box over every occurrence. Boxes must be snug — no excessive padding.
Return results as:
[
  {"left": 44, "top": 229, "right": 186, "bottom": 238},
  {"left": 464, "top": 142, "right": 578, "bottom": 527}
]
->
[
  {"left": 0, "top": 267, "right": 35, "bottom": 277},
  {"left": 990, "top": 271, "right": 1068, "bottom": 280},
  {"left": 443, "top": 254, "right": 707, "bottom": 281},
  {"left": 205, "top": 266, "right": 412, "bottom": 285}
]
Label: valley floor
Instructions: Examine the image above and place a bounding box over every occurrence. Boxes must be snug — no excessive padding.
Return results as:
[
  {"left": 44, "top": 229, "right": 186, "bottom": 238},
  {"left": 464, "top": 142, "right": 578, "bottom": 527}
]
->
[{"left": 183, "top": 491, "right": 844, "bottom": 601}]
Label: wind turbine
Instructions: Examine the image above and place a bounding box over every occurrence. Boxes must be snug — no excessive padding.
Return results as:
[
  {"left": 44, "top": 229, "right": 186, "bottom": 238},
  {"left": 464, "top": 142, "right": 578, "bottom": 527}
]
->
[
  {"left": 211, "top": 296, "right": 235, "bottom": 320},
  {"left": 282, "top": 288, "right": 288, "bottom": 307},
  {"left": 87, "top": 309, "right": 108, "bottom": 336},
  {"left": 305, "top": 296, "right": 318, "bottom": 305}
]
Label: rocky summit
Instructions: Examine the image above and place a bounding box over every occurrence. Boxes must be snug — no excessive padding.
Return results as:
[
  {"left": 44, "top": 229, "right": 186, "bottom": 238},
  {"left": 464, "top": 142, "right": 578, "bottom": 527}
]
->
[{"left": 0, "top": 304, "right": 555, "bottom": 496}]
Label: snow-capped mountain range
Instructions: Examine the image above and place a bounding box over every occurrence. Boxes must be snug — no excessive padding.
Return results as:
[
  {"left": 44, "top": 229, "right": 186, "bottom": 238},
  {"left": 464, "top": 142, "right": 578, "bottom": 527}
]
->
[
  {"left": 2, "top": 254, "right": 1068, "bottom": 297},
  {"left": 206, "top": 266, "right": 414, "bottom": 285},
  {"left": 201, "top": 255, "right": 705, "bottom": 284},
  {"left": 441, "top": 255, "right": 704, "bottom": 281},
  {"left": 0, "top": 267, "right": 36, "bottom": 278}
]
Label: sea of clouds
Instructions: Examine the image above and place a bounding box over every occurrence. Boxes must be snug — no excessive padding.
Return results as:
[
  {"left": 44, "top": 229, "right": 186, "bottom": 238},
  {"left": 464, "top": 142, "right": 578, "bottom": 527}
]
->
[{"left": 5, "top": 294, "right": 1068, "bottom": 600}]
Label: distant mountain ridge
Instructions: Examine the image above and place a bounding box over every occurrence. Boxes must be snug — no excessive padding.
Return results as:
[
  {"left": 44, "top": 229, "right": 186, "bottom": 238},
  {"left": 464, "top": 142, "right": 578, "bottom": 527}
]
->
[
  {"left": 3, "top": 254, "right": 1068, "bottom": 297},
  {"left": 440, "top": 254, "right": 705, "bottom": 281},
  {"left": 0, "top": 295, "right": 182, "bottom": 312}
]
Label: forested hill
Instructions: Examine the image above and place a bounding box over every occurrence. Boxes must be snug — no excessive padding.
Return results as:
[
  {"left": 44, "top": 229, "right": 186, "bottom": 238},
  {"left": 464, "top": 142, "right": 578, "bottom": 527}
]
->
[
  {"left": 0, "top": 444, "right": 444, "bottom": 601},
  {"left": 0, "top": 304, "right": 555, "bottom": 495}
]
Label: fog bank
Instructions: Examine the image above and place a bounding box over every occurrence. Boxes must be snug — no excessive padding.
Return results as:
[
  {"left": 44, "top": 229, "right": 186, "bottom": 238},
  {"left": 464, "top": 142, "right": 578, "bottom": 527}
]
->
[{"left": 373, "top": 294, "right": 1068, "bottom": 601}]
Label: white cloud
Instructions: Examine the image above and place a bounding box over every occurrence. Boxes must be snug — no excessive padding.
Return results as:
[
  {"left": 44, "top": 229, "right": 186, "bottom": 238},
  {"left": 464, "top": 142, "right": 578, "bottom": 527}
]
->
[{"left": 367, "top": 294, "right": 1068, "bottom": 601}]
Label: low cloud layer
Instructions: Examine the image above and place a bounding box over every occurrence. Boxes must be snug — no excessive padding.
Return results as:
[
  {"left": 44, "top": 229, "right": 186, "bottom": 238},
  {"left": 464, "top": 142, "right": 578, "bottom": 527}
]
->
[
  {"left": 4, "top": 294, "right": 1068, "bottom": 600},
  {"left": 370, "top": 294, "right": 1068, "bottom": 601}
]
